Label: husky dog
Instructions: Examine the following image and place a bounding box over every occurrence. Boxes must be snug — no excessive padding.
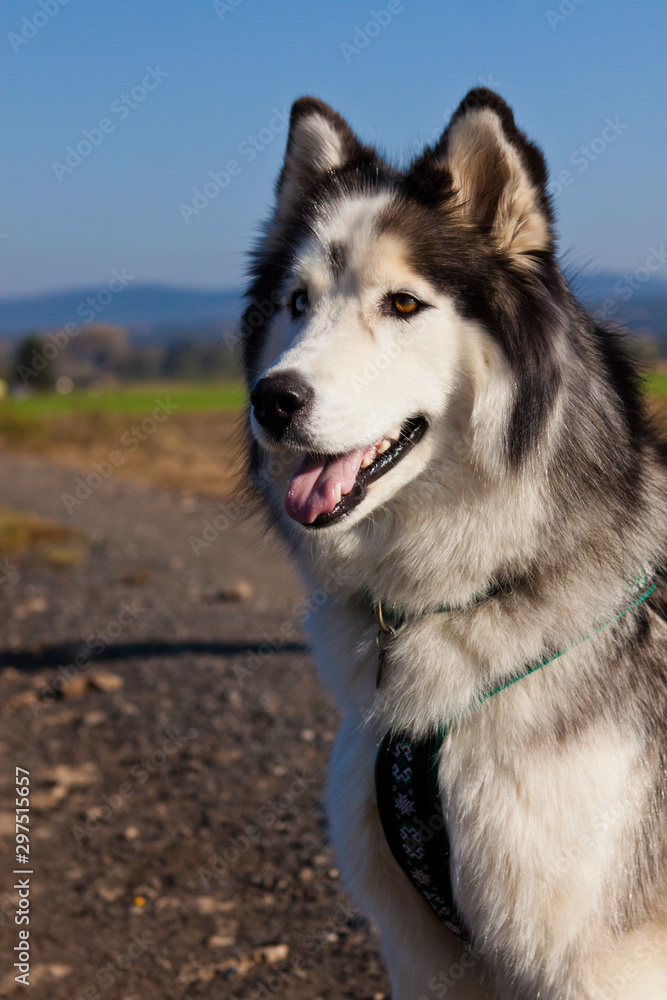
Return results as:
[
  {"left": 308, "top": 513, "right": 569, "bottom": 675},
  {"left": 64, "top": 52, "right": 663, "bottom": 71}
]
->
[{"left": 241, "top": 88, "right": 667, "bottom": 999}]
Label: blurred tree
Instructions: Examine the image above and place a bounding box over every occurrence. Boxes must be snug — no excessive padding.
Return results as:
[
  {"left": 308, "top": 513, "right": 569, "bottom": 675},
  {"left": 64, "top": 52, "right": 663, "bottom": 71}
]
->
[
  {"left": 62, "top": 324, "right": 131, "bottom": 380},
  {"left": 633, "top": 335, "right": 660, "bottom": 368},
  {"left": 161, "top": 338, "right": 239, "bottom": 379},
  {"left": 11, "top": 334, "right": 57, "bottom": 391},
  {"left": 116, "top": 346, "right": 165, "bottom": 381}
]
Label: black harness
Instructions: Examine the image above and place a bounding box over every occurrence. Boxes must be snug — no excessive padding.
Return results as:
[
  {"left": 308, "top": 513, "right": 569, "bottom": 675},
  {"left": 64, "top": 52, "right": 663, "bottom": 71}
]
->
[{"left": 374, "top": 727, "right": 470, "bottom": 942}]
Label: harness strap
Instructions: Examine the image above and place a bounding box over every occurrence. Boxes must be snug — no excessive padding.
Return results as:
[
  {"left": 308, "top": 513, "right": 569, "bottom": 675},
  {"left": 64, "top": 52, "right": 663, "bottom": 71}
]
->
[
  {"left": 373, "top": 573, "right": 657, "bottom": 939},
  {"left": 375, "top": 728, "right": 469, "bottom": 941}
]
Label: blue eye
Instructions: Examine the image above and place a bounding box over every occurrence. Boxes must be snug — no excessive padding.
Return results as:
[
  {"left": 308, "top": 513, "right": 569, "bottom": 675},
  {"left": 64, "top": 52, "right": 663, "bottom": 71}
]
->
[{"left": 291, "top": 290, "right": 309, "bottom": 317}]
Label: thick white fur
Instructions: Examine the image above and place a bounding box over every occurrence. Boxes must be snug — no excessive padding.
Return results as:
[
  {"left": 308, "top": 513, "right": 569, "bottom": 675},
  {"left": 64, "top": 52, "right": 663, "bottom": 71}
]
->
[{"left": 250, "top": 162, "right": 667, "bottom": 997}]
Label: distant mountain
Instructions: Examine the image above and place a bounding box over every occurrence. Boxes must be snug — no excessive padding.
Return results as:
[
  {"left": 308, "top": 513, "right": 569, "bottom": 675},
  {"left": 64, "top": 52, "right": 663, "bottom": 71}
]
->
[
  {"left": 0, "top": 284, "right": 242, "bottom": 337},
  {"left": 0, "top": 273, "right": 665, "bottom": 347},
  {"left": 573, "top": 270, "right": 667, "bottom": 345},
  {"left": 574, "top": 270, "right": 667, "bottom": 305}
]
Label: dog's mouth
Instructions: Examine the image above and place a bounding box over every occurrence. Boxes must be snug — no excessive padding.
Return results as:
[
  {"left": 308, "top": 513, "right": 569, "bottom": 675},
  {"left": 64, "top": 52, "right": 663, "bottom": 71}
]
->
[{"left": 285, "top": 416, "right": 428, "bottom": 528}]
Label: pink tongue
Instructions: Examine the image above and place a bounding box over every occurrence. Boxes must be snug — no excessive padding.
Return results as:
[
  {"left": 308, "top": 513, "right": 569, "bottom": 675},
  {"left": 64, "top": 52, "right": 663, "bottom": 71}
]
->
[{"left": 285, "top": 448, "right": 367, "bottom": 524}]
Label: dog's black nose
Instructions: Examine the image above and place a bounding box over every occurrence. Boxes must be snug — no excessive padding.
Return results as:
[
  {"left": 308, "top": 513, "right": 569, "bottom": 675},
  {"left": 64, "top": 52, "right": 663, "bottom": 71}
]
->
[{"left": 250, "top": 371, "right": 313, "bottom": 436}]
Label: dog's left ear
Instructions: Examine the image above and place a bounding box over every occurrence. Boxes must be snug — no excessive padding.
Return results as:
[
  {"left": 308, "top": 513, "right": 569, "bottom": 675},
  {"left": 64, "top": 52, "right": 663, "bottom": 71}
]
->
[{"left": 427, "top": 89, "right": 554, "bottom": 260}]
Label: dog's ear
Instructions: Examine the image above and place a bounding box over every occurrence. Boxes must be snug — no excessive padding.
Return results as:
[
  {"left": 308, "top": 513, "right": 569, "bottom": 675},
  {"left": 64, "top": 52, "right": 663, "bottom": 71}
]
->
[
  {"left": 426, "top": 89, "right": 554, "bottom": 260},
  {"left": 276, "top": 97, "right": 367, "bottom": 213}
]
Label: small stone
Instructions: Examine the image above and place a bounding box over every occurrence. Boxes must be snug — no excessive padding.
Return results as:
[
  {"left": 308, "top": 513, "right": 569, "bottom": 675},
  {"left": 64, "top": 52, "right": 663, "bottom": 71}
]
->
[
  {"left": 196, "top": 896, "right": 235, "bottom": 915},
  {"left": 255, "top": 943, "right": 289, "bottom": 964},
  {"left": 97, "top": 885, "right": 124, "bottom": 902},
  {"left": 29, "top": 962, "right": 71, "bottom": 983},
  {"left": 13, "top": 596, "right": 47, "bottom": 619},
  {"left": 260, "top": 691, "right": 281, "bottom": 715},
  {"left": 300, "top": 729, "right": 315, "bottom": 743},
  {"left": 216, "top": 579, "right": 254, "bottom": 602},
  {"left": 89, "top": 671, "right": 124, "bottom": 692},
  {"left": 43, "top": 963, "right": 70, "bottom": 979},
  {"left": 5, "top": 689, "right": 38, "bottom": 711},
  {"left": 298, "top": 866, "right": 314, "bottom": 882},
  {"left": 61, "top": 675, "right": 89, "bottom": 700},
  {"left": 51, "top": 762, "right": 99, "bottom": 787},
  {"left": 41, "top": 706, "right": 81, "bottom": 726},
  {"left": 217, "top": 954, "right": 255, "bottom": 980},
  {"left": 208, "top": 933, "right": 235, "bottom": 948},
  {"left": 228, "top": 690, "right": 242, "bottom": 709},
  {"left": 156, "top": 896, "right": 182, "bottom": 911},
  {"left": 177, "top": 962, "right": 216, "bottom": 985},
  {"left": 178, "top": 954, "right": 254, "bottom": 984},
  {"left": 124, "top": 825, "right": 140, "bottom": 840},
  {"left": 84, "top": 710, "right": 107, "bottom": 727}
]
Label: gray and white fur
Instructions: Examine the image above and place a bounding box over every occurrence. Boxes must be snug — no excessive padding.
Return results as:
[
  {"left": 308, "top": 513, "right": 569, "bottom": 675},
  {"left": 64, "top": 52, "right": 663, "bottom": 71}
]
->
[{"left": 240, "top": 88, "right": 667, "bottom": 999}]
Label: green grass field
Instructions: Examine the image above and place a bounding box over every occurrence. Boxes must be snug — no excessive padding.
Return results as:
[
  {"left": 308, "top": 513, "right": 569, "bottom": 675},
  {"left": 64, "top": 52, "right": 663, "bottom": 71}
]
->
[
  {"left": 1, "top": 380, "right": 247, "bottom": 416},
  {"left": 1, "top": 373, "right": 666, "bottom": 422},
  {"left": 646, "top": 373, "right": 667, "bottom": 399},
  {"left": 0, "top": 375, "right": 665, "bottom": 497}
]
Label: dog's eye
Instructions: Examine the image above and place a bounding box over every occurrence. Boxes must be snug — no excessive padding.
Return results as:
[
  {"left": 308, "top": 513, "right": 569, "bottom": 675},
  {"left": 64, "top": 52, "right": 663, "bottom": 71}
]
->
[
  {"left": 391, "top": 293, "right": 419, "bottom": 316},
  {"left": 291, "top": 290, "right": 309, "bottom": 318}
]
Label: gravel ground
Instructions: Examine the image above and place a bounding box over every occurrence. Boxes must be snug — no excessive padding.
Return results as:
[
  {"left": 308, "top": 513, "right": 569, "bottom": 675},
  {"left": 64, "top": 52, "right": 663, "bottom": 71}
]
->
[{"left": 0, "top": 452, "right": 388, "bottom": 1000}]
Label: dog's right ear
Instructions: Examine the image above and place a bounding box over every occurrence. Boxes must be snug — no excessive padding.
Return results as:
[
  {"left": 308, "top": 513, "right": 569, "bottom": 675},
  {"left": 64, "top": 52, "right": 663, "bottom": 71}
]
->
[
  {"left": 411, "top": 89, "right": 554, "bottom": 263},
  {"left": 276, "top": 98, "right": 367, "bottom": 214}
]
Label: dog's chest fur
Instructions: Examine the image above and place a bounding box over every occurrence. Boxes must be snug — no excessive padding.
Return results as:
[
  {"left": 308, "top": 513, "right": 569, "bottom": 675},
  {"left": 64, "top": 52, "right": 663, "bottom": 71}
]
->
[
  {"left": 305, "top": 563, "right": 657, "bottom": 986},
  {"left": 440, "top": 716, "right": 644, "bottom": 962}
]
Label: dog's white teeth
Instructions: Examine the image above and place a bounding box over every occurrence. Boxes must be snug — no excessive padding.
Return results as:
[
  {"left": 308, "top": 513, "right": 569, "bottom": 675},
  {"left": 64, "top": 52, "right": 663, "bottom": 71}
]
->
[
  {"left": 377, "top": 439, "right": 392, "bottom": 455},
  {"left": 389, "top": 426, "right": 402, "bottom": 442},
  {"left": 334, "top": 484, "right": 342, "bottom": 505},
  {"left": 361, "top": 455, "right": 375, "bottom": 469}
]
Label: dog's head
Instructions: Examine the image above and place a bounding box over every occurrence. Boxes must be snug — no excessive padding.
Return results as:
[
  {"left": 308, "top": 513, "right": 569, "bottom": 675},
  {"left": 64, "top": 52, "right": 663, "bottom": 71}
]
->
[{"left": 242, "top": 89, "right": 565, "bottom": 534}]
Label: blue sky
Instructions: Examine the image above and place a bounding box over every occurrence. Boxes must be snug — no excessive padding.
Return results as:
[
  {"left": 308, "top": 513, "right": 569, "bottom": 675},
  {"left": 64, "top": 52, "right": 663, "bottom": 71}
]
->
[{"left": 3, "top": 0, "right": 666, "bottom": 297}]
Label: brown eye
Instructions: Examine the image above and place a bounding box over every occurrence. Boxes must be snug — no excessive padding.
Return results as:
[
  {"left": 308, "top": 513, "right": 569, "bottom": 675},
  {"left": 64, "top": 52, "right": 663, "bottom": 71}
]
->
[
  {"left": 392, "top": 293, "right": 419, "bottom": 316},
  {"left": 291, "top": 290, "right": 309, "bottom": 317}
]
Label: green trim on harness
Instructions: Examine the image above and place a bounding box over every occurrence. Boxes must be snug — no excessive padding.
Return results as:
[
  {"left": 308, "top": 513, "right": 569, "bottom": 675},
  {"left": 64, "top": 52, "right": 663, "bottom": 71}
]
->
[
  {"left": 363, "top": 581, "right": 505, "bottom": 629},
  {"left": 444, "top": 574, "right": 657, "bottom": 731},
  {"left": 374, "top": 574, "right": 657, "bottom": 942}
]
